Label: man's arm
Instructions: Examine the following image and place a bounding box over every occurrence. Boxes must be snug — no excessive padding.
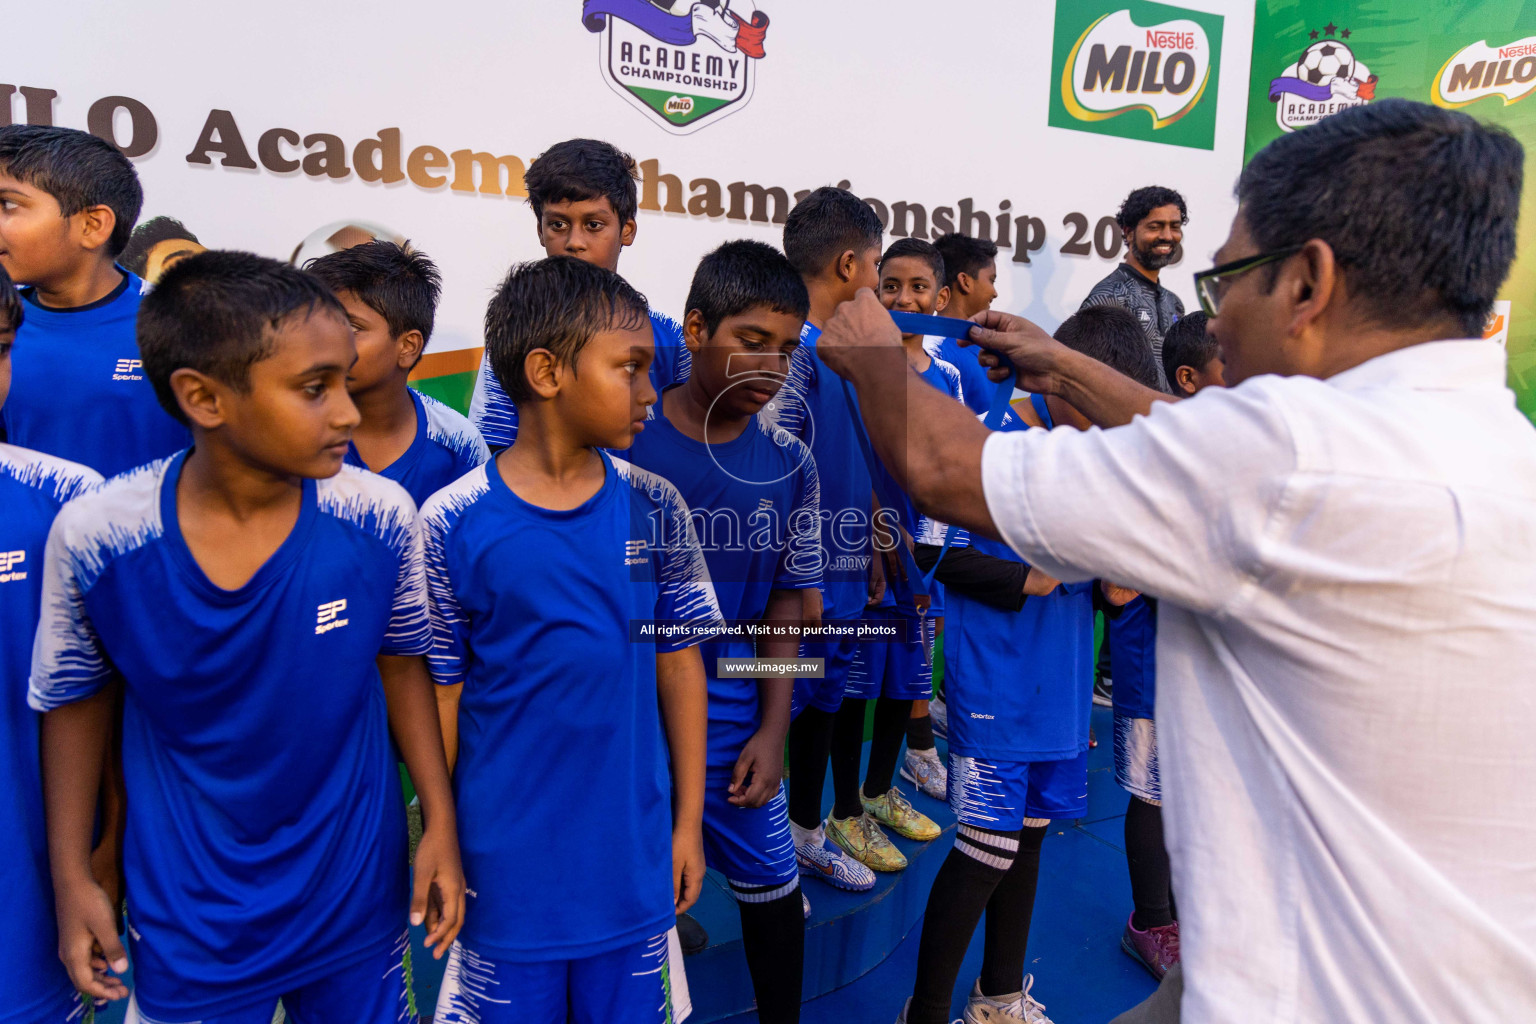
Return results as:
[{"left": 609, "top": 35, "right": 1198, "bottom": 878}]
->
[
  {"left": 964, "top": 309, "right": 1175, "bottom": 428},
  {"left": 730, "top": 588, "right": 801, "bottom": 808},
  {"left": 657, "top": 646, "right": 708, "bottom": 914},
  {"left": 378, "top": 654, "right": 465, "bottom": 960},
  {"left": 913, "top": 544, "right": 1059, "bottom": 611},
  {"left": 42, "top": 690, "right": 129, "bottom": 1001}
]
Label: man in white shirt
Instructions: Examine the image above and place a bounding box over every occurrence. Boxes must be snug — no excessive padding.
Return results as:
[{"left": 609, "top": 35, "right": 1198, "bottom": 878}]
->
[{"left": 816, "top": 98, "right": 1536, "bottom": 1024}]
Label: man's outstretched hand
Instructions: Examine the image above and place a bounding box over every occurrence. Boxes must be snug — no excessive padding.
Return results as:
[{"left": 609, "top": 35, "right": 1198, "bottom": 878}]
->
[
  {"left": 963, "top": 309, "right": 1069, "bottom": 396},
  {"left": 816, "top": 289, "right": 903, "bottom": 380}
]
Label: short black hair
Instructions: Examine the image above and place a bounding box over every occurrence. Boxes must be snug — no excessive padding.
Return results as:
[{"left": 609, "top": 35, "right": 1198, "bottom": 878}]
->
[
  {"left": 1161, "top": 312, "right": 1215, "bottom": 385},
  {"left": 932, "top": 232, "right": 998, "bottom": 288},
  {"left": 685, "top": 240, "right": 809, "bottom": 336},
  {"left": 484, "top": 256, "right": 649, "bottom": 405},
  {"left": 0, "top": 262, "right": 22, "bottom": 333},
  {"left": 524, "top": 139, "right": 639, "bottom": 226},
  {"left": 119, "top": 216, "right": 200, "bottom": 277},
  {"left": 139, "top": 250, "right": 346, "bottom": 424},
  {"left": 783, "top": 187, "right": 883, "bottom": 278},
  {"left": 0, "top": 125, "right": 143, "bottom": 257},
  {"left": 304, "top": 240, "right": 442, "bottom": 357},
  {"left": 880, "top": 237, "right": 946, "bottom": 285},
  {"left": 1238, "top": 98, "right": 1522, "bottom": 337},
  {"left": 1116, "top": 185, "right": 1188, "bottom": 234},
  {"left": 1054, "top": 305, "right": 1163, "bottom": 391}
]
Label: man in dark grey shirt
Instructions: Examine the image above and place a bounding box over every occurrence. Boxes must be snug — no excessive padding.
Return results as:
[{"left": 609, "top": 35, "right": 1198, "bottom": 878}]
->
[{"left": 1081, "top": 186, "right": 1188, "bottom": 390}]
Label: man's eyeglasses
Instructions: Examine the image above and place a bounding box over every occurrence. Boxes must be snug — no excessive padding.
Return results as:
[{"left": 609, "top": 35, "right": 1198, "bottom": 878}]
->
[{"left": 1193, "top": 246, "right": 1303, "bottom": 317}]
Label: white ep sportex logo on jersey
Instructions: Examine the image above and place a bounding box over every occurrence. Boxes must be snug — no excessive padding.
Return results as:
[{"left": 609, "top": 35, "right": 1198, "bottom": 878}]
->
[
  {"left": 315, "top": 599, "right": 349, "bottom": 634},
  {"left": 112, "top": 358, "right": 143, "bottom": 381},
  {"left": 0, "top": 550, "right": 26, "bottom": 583},
  {"left": 625, "top": 539, "right": 649, "bottom": 566}
]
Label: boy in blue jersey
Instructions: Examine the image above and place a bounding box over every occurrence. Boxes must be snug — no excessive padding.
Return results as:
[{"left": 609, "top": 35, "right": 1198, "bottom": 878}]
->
[
  {"left": 898, "top": 305, "right": 1157, "bottom": 1024},
  {"left": 929, "top": 233, "right": 999, "bottom": 417},
  {"left": 306, "top": 240, "right": 489, "bottom": 507},
  {"left": 0, "top": 125, "right": 189, "bottom": 477},
  {"left": 0, "top": 271, "right": 105, "bottom": 1024},
  {"left": 424, "top": 256, "right": 719, "bottom": 1024},
  {"left": 30, "top": 252, "right": 465, "bottom": 1023},
  {"left": 627, "top": 239, "right": 818, "bottom": 1023},
  {"left": 916, "top": 234, "right": 1001, "bottom": 748},
  {"left": 1106, "top": 311, "right": 1223, "bottom": 981},
  {"left": 826, "top": 238, "right": 963, "bottom": 873},
  {"left": 774, "top": 187, "right": 884, "bottom": 894},
  {"left": 306, "top": 239, "right": 487, "bottom": 1018},
  {"left": 468, "top": 139, "right": 687, "bottom": 450}
]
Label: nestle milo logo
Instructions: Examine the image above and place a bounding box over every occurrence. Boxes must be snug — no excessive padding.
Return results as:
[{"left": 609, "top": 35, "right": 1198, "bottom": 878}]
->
[
  {"left": 1049, "top": 0, "right": 1223, "bottom": 150},
  {"left": 1433, "top": 37, "right": 1536, "bottom": 109}
]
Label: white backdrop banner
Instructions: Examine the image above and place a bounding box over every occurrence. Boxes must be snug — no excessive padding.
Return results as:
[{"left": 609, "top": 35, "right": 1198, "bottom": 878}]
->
[{"left": 13, "top": 0, "right": 1254, "bottom": 392}]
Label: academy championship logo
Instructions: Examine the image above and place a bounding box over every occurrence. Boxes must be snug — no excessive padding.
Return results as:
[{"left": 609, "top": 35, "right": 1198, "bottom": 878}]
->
[
  {"left": 1433, "top": 37, "right": 1536, "bottom": 109},
  {"left": 1049, "top": 0, "right": 1223, "bottom": 151},
  {"left": 583, "top": 0, "right": 771, "bottom": 134},
  {"left": 1269, "top": 25, "right": 1377, "bottom": 132}
]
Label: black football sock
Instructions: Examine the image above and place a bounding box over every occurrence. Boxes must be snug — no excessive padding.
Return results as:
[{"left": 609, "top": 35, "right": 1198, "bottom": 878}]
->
[
  {"left": 787, "top": 707, "right": 834, "bottom": 832},
  {"left": 908, "top": 825, "right": 1020, "bottom": 1024},
  {"left": 1125, "top": 796, "right": 1175, "bottom": 929},
  {"left": 830, "top": 697, "right": 867, "bottom": 821},
  {"left": 979, "top": 823, "right": 1048, "bottom": 998},
  {"left": 864, "top": 696, "right": 914, "bottom": 798},
  {"left": 736, "top": 884, "right": 806, "bottom": 1024},
  {"left": 907, "top": 710, "right": 936, "bottom": 753}
]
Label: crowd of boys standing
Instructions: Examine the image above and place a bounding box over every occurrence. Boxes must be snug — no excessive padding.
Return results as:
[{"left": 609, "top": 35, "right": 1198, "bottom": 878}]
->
[{"left": 0, "top": 122, "right": 1227, "bottom": 1024}]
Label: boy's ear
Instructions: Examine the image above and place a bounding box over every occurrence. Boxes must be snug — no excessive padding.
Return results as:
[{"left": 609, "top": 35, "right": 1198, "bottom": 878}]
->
[
  {"left": 522, "top": 348, "right": 562, "bottom": 399},
  {"left": 935, "top": 284, "right": 952, "bottom": 314},
  {"left": 835, "top": 248, "right": 857, "bottom": 284},
  {"left": 1174, "top": 365, "right": 1200, "bottom": 396},
  {"left": 954, "top": 271, "right": 974, "bottom": 296},
  {"left": 169, "top": 368, "right": 227, "bottom": 430},
  {"left": 395, "top": 330, "right": 426, "bottom": 371},
  {"left": 621, "top": 218, "right": 637, "bottom": 247},
  {"left": 76, "top": 204, "right": 118, "bottom": 255},
  {"left": 681, "top": 309, "right": 708, "bottom": 355}
]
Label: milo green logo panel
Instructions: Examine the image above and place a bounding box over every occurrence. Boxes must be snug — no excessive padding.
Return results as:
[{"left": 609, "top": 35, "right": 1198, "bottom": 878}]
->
[{"left": 1049, "top": 0, "right": 1224, "bottom": 150}]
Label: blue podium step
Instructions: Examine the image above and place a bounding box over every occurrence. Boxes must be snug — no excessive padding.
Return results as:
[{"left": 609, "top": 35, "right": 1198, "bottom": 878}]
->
[{"left": 683, "top": 744, "right": 958, "bottom": 1021}]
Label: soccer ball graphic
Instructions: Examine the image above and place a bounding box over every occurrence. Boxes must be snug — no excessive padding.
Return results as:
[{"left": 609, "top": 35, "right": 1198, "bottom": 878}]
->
[{"left": 1300, "top": 41, "right": 1355, "bottom": 85}]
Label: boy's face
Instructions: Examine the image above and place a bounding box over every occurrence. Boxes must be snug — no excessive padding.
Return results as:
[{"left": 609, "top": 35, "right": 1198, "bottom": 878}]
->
[
  {"left": 183, "top": 310, "right": 360, "bottom": 478},
  {"left": 556, "top": 320, "right": 655, "bottom": 449},
  {"left": 0, "top": 327, "right": 13, "bottom": 411},
  {"left": 878, "top": 255, "right": 949, "bottom": 336},
  {"left": 965, "top": 259, "right": 999, "bottom": 314},
  {"left": 335, "top": 289, "right": 419, "bottom": 396},
  {"left": 684, "top": 305, "right": 803, "bottom": 419},
  {"left": 536, "top": 198, "right": 636, "bottom": 272},
  {"left": 0, "top": 174, "right": 87, "bottom": 287}
]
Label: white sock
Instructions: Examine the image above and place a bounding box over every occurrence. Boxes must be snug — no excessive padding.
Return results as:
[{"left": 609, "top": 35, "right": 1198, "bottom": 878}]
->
[{"left": 790, "top": 820, "right": 822, "bottom": 848}]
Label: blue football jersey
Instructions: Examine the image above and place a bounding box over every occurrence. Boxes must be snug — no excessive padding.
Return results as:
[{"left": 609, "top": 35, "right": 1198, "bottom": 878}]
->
[
  {"left": 468, "top": 309, "right": 688, "bottom": 450},
  {"left": 28, "top": 454, "right": 431, "bottom": 1019},
  {"left": 1108, "top": 595, "right": 1157, "bottom": 719},
  {"left": 943, "top": 398, "right": 1095, "bottom": 762},
  {"left": 2, "top": 273, "right": 190, "bottom": 478},
  {"left": 871, "top": 355, "right": 966, "bottom": 618},
  {"left": 769, "top": 323, "right": 875, "bottom": 621},
  {"left": 0, "top": 445, "right": 101, "bottom": 1022},
  {"left": 345, "top": 389, "right": 490, "bottom": 507},
  {"left": 627, "top": 403, "right": 821, "bottom": 767},
  {"left": 927, "top": 335, "right": 994, "bottom": 416},
  {"left": 420, "top": 453, "right": 723, "bottom": 960}
]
